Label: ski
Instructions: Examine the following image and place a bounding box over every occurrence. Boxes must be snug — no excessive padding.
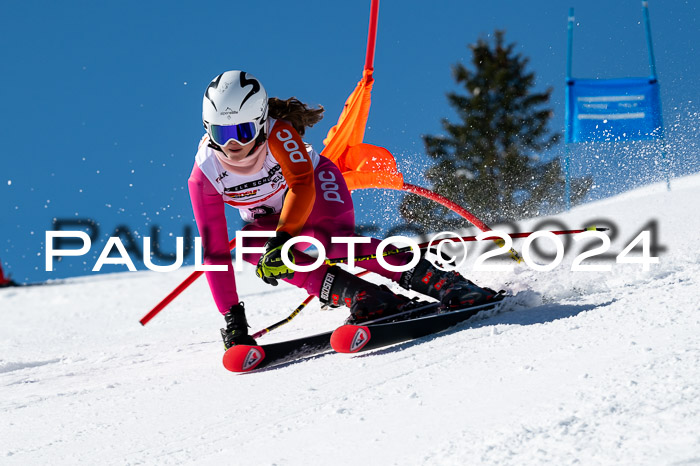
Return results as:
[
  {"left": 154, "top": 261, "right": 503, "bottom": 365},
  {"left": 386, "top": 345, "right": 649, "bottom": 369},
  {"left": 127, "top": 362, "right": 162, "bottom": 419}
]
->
[
  {"left": 221, "top": 301, "right": 444, "bottom": 373},
  {"left": 330, "top": 298, "right": 506, "bottom": 354},
  {"left": 223, "top": 298, "right": 507, "bottom": 372},
  {"left": 222, "top": 330, "right": 333, "bottom": 373}
]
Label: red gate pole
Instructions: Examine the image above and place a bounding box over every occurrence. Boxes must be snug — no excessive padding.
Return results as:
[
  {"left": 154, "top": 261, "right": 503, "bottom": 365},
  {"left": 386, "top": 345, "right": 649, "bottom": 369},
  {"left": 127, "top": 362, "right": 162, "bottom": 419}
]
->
[
  {"left": 364, "top": 0, "right": 380, "bottom": 71},
  {"left": 402, "top": 183, "right": 524, "bottom": 263}
]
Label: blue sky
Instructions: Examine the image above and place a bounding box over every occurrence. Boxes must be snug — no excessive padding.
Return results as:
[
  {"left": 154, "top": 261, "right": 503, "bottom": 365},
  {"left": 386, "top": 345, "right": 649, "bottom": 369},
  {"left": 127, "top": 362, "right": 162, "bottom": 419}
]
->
[{"left": 1, "top": 0, "right": 698, "bottom": 284}]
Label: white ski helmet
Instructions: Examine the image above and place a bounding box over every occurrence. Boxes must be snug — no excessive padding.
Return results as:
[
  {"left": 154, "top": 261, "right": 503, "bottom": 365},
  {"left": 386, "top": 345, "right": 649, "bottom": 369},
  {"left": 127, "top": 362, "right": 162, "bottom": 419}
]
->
[{"left": 202, "top": 70, "right": 268, "bottom": 147}]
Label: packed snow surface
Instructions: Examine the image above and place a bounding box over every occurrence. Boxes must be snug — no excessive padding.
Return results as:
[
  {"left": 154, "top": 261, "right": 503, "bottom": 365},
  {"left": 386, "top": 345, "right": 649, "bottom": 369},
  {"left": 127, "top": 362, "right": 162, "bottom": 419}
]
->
[{"left": 2, "top": 174, "right": 699, "bottom": 465}]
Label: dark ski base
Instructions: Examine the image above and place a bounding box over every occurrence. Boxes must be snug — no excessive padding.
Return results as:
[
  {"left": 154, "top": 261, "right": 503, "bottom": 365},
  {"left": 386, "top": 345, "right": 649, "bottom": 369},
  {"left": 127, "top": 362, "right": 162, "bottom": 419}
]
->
[
  {"left": 223, "top": 298, "right": 506, "bottom": 372},
  {"left": 222, "top": 301, "right": 443, "bottom": 373},
  {"left": 330, "top": 299, "right": 505, "bottom": 354},
  {"left": 222, "top": 331, "right": 333, "bottom": 373}
]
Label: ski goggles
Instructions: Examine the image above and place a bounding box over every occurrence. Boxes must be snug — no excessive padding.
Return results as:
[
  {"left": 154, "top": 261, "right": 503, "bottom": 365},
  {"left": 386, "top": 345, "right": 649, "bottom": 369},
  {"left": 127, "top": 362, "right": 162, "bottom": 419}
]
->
[{"left": 208, "top": 122, "right": 259, "bottom": 146}]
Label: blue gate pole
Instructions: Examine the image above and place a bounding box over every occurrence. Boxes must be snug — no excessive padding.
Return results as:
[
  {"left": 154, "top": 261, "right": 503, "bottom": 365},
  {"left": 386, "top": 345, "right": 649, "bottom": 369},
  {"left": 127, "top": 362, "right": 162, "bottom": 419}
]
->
[
  {"left": 661, "top": 144, "right": 671, "bottom": 191},
  {"left": 643, "top": 1, "right": 670, "bottom": 190},
  {"left": 565, "top": 145, "right": 572, "bottom": 210},
  {"left": 564, "top": 8, "right": 575, "bottom": 210},
  {"left": 642, "top": 1, "right": 658, "bottom": 80},
  {"left": 567, "top": 8, "right": 574, "bottom": 80}
]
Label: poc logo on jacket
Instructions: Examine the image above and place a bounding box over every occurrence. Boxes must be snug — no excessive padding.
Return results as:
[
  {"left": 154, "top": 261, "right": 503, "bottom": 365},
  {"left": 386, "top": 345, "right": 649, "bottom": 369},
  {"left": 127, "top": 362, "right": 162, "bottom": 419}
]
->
[
  {"left": 275, "top": 129, "right": 308, "bottom": 163},
  {"left": 318, "top": 170, "right": 344, "bottom": 204}
]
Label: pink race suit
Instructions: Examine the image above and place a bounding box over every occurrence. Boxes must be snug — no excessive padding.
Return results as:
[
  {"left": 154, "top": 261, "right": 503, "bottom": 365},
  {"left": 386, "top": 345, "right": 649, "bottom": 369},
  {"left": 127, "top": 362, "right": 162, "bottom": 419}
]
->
[{"left": 189, "top": 155, "right": 411, "bottom": 314}]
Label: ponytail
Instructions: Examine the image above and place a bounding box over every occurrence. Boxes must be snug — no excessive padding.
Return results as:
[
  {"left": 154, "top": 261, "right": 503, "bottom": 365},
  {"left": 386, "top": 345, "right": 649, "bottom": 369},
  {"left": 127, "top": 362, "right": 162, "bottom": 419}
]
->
[{"left": 268, "top": 97, "right": 324, "bottom": 136}]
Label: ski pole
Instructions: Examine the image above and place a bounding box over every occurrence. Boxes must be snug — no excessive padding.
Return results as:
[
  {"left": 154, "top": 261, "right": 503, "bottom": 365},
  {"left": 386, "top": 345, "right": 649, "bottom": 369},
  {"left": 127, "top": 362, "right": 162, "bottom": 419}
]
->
[
  {"left": 139, "top": 269, "right": 205, "bottom": 325},
  {"left": 251, "top": 270, "right": 370, "bottom": 339},
  {"left": 320, "top": 227, "right": 608, "bottom": 267},
  {"left": 139, "top": 238, "right": 236, "bottom": 325},
  {"left": 251, "top": 295, "right": 315, "bottom": 339}
]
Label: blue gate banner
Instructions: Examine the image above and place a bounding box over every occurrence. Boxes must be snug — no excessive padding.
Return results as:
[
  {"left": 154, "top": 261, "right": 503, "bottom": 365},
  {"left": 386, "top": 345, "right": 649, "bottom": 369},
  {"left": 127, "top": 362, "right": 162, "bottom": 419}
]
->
[{"left": 565, "top": 77, "right": 663, "bottom": 143}]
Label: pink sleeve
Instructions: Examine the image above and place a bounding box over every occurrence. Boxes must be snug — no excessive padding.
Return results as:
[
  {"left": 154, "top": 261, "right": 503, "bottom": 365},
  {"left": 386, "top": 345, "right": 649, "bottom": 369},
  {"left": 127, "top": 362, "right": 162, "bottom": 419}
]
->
[{"left": 188, "top": 163, "right": 239, "bottom": 314}]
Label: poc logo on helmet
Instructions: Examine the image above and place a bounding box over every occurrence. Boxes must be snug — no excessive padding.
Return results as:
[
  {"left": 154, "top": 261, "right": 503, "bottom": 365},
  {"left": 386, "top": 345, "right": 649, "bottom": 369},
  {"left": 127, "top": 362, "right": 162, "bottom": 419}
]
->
[{"left": 275, "top": 129, "right": 307, "bottom": 163}]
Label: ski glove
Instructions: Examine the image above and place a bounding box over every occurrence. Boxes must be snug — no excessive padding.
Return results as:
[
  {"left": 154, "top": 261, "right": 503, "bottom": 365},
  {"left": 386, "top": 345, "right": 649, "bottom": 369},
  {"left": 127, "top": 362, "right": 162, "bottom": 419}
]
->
[{"left": 256, "top": 231, "right": 296, "bottom": 286}]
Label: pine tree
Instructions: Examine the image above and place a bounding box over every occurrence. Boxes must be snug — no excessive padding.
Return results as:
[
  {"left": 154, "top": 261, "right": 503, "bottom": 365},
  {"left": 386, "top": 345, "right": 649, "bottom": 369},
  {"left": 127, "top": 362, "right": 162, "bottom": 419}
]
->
[{"left": 400, "top": 31, "right": 590, "bottom": 231}]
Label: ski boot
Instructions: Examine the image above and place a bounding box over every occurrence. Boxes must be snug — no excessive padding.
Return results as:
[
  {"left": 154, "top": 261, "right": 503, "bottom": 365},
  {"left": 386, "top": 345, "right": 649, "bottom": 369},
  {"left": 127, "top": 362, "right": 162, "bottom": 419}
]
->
[
  {"left": 319, "top": 266, "right": 426, "bottom": 324},
  {"left": 399, "top": 258, "right": 502, "bottom": 310},
  {"left": 220, "top": 302, "right": 257, "bottom": 349}
]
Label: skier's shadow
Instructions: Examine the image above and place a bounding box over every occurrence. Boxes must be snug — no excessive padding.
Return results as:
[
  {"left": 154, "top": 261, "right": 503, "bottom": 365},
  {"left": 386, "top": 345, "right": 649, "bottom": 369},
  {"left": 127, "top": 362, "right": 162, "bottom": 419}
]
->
[
  {"left": 244, "top": 300, "right": 614, "bottom": 373},
  {"left": 240, "top": 351, "right": 333, "bottom": 374},
  {"left": 352, "top": 300, "right": 616, "bottom": 359}
]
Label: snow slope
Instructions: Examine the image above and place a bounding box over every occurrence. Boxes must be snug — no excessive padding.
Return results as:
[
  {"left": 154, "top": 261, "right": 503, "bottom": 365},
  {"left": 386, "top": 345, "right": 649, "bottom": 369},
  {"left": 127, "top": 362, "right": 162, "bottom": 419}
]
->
[{"left": 2, "top": 174, "right": 699, "bottom": 465}]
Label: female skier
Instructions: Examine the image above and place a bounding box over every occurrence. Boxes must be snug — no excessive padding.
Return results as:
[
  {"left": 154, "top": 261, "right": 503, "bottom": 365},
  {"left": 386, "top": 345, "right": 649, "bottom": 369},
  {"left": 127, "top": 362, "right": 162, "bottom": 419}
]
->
[{"left": 189, "top": 70, "right": 498, "bottom": 349}]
